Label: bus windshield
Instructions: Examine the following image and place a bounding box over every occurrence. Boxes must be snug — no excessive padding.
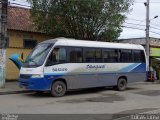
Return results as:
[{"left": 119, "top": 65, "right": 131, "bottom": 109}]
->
[{"left": 22, "top": 43, "right": 53, "bottom": 67}]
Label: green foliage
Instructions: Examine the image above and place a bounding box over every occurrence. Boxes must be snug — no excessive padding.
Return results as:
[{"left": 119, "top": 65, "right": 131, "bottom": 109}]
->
[{"left": 30, "top": 0, "right": 133, "bottom": 41}]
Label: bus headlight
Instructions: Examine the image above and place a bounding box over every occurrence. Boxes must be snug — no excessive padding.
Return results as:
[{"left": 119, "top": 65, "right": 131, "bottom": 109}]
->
[{"left": 31, "top": 74, "right": 43, "bottom": 78}]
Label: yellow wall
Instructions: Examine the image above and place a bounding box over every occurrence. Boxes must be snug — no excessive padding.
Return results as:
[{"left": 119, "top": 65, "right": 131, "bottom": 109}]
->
[
  {"left": 6, "top": 30, "right": 52, "bottom": 80},
  {"left": 8, "top": 30, "right": 51, "bottom": 48},
  {"left": 6, "top": 48, "right": 31, "bottom": 80}
]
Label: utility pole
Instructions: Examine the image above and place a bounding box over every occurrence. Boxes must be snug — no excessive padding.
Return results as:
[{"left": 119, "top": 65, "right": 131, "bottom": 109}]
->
[
  {"left": 0, "top": 0, "right": 8, "bottom": 88},
  {"left": 145, "top": 0, "right": 150, "bottom": 72}
]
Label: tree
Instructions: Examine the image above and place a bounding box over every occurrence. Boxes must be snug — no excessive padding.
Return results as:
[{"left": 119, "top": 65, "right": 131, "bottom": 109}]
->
[{"left": 29, "top": 0, "right": 133, "bottom": 41}]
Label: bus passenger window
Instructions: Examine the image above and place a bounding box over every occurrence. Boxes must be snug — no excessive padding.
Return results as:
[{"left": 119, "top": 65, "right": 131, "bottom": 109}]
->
[
  {"left": 85, "top": 48, "right": 95, "bottom": 63},
  {"left": 133, "top": 50, "right": 145, "bottom": 63},
  {"left": 69, "top": 48, "right": 83, "bottom": 63},
  {"left": 103, "top": 49, "right": 118, "bottom": 63},
  {"left": 120, "top": 50, "right": 132, "bottom": 63},
  {"left": 59, "top": 48, "right": 67, "bottom": 63},
  {"left": 95, "top": 49, "right": 102, "bottom": 63}
]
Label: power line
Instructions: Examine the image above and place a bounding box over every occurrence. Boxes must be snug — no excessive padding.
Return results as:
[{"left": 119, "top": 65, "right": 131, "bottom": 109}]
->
[
  {"left": 150, "top": 31, "right": 160, "bottom": 36},
  {"left": 135, "top": 2, "right": 160, "bottom": 3},
  {"left": 124, "top": 22, "right": 160, "bottom": 31},
  {"left": 150, "top": 26, "right": 160, "bottom": 31},
  {"left": 150, "top": 23, "right": 160, "bottom": 28},
  {"left": 126, "top": 18, "right": 144, "bottom": 22},
  {"left": 124, "top": 22, "right": 146, "bottom": 27},
  {"left": 122, "top": 26, "right": 145, "bottom": 31},
  {"left": 122, "top": 25, "right": 160, "bottom": 36},
  {"left": 151, "top": 21, "right": 160, "bottom": 26},
  {"left": 127, "top": 18, "right": 160, "bottom": 24}
]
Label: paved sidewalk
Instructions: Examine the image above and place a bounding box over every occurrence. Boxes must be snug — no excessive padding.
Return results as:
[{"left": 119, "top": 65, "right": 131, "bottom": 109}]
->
[{"left": 0, "top": 81, "right": 30, "bottom": 95}]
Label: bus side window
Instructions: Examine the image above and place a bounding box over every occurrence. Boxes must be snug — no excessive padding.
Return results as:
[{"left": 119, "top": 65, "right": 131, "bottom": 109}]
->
[
  {"left": 120, "top": 50, "right": 132, "bottom": 63},
  {"left": 133, "top": 50, "right": 145, "bottom": 63},
  {"left": 68, "top": 47, "right": 83, "bottom": 63},
  {"left": 103, "top": 49, "right": 118, "bottom": 63},
  {"left": 46, "top": 50, "right": 57, "bottom": 66},
  {"left": 95, "top": 49, "right": 102, "bottom": 63},
  {"left": 85, "top": 48, "right": 95, "bottom": 63},
  {"left": 141, "top": 51, "right": 146, "bottom": 63},
  {"left": 59, "top": 48, "right": 67, "bottom": 63},
  {"left": 46, "top": 47, "right": 66, "bottom": 66}
]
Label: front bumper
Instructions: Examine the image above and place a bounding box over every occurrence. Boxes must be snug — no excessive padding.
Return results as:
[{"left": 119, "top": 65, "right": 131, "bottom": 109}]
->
[{"left": 19, "top": 75, "right": 52, "bottom": 91}]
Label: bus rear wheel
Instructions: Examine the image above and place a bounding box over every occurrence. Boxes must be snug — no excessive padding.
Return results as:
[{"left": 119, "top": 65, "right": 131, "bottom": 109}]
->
[
  {"left": 116, "top": 78, "right": 127, "bottom": 91},
  {"left": 51, "top": 81, "right": 66, "bottom": 97}
]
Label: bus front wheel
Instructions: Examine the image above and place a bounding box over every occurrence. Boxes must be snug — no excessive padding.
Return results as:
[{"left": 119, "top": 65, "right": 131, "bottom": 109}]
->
[
  {"left": 51, "top": 81, "right": 66, "bottom": 97},
  {"left": 116, "top": 78, "right": 127, "bottom": 91}
]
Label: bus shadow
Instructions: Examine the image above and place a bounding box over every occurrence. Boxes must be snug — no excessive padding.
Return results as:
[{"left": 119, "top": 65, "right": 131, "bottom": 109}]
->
[
  {"left": 25, "top": 86, "right": 140, "bottom": 98},
  {"left": 126, "top": 87, "right": 141, "bottom": 91},
  {"left": 25, "top": 87, "right": 114, "bottom": 98},
  {"left": 66, "top": 87, "right": 114, "bottom": 96}
]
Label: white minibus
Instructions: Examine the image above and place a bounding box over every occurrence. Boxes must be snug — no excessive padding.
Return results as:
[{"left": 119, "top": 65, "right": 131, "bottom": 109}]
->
[{"left": 19, "top": 38, "right": 147, "bottom": 97}]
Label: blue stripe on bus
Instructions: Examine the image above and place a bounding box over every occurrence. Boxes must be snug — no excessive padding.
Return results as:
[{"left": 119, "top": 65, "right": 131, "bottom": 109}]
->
[
  {"left": 118, "top": 63, "right": 141, "bottom": 72},
  {"left": 44, "top": 63, "right": 146, "bottom": 76},
  {"left": 130, "top": 63, "right": 146, "bottom": 72},
  {"left": 44, "top": 72, "right": 146, "bottom": 77}
]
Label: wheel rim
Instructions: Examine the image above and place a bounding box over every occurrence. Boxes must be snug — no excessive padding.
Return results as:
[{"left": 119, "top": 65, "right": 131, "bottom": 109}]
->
[
  {"left": 55, "top": 84, "right": 63, "bottom": 94},
  {"left": 119, "top": 80, "right": 125, "bottom": 89}
]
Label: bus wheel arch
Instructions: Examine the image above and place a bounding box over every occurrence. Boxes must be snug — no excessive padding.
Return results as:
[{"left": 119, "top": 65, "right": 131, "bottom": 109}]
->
[
  {"left": 51, "top": 78, "right": 67, "bottom": 97},
  {"left": 116, "top": 76, "right": 127, "bottom": 91}
]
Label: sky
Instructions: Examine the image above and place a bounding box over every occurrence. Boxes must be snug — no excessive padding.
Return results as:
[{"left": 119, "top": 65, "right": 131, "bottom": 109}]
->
[
  {"left": 8, "top": 0, "right": 160, "bottom": 39},
  {"left": 120, "top": 0, "right": 160, "bottom": 39}
]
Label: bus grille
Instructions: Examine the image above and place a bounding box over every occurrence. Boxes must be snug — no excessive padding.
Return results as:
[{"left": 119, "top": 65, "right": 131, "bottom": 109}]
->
[{"left": 20, "top": 74, "right": 31, "bottom": 79}]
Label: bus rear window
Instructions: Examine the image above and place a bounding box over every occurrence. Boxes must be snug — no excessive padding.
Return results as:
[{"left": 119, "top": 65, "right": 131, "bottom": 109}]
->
[{"left": 133, "top": 50, "right": 145, "bottom": 63}]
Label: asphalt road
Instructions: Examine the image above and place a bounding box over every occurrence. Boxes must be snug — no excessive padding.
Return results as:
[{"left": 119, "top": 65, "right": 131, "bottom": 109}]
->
[{"left": 1, "top": 82, "right": 160, "bottom": 120}]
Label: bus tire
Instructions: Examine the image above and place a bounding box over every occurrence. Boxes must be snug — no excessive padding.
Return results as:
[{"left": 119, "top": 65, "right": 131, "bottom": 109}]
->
[
  {"left": 51, "top": 81, "right": 66, "bottom": 97},
  {"left": 116, "top": 78, "right": 127, "bottom": 91}
]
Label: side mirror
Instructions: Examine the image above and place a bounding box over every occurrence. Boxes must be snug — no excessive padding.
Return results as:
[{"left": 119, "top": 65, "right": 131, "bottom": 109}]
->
[
  {"left": 9, "top": 54, "right": 22, "bottom": 70},
  {"left": 21, "top": 52, "right": 24, "bottom": 60}
]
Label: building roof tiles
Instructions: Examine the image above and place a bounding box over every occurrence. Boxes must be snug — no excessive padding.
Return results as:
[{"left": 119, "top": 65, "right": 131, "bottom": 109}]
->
[{"left": 7, "top": 6, "right": 38, "bottom": 33}]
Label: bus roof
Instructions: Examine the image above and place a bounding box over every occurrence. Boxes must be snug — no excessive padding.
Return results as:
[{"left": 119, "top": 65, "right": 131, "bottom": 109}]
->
[{"left": 41, "top": 37, "right": 145, "bottom": 50}]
